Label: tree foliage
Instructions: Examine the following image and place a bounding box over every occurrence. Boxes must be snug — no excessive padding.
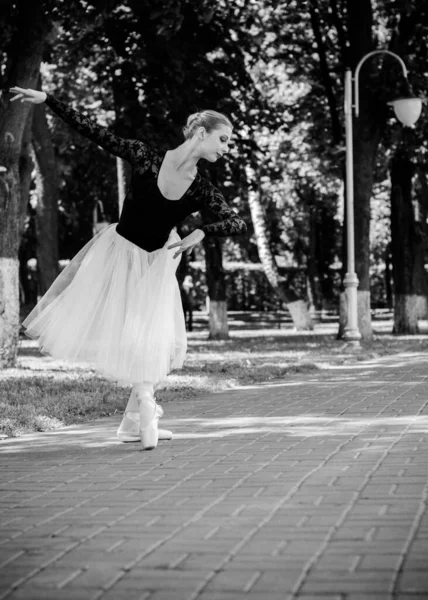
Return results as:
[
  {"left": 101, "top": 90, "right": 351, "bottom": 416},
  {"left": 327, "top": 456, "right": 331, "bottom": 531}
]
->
[{"left": 2, "top": 0, "right": 428, "bottom": 365}]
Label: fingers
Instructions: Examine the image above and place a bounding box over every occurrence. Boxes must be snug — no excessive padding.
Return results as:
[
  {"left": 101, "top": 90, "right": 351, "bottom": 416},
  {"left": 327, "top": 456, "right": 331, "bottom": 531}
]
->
[
  {"left": 9, "top": 88, "right": 34, "bottom": 103},
  {"left": 169, "top": 235, "right": 199, "bottom": 258},
  {"left": 173, "top": 246, "right": 187, "bottom": 259},
  {"left": 172, "top": 245, "right": 196, "bottom": 259},
  {"left": 169, "top": 243, "right": 187, "bottom": 255},
  {"left": 171, "top": 244, "right": 186, "bottom": 255},
  {"left": 11, "top": 96, "right": 34, "bottom": 103}
]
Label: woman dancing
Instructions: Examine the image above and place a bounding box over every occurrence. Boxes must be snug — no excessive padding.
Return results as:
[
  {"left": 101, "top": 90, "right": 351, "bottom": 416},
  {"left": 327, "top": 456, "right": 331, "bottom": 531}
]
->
[{"left": 10, "top": 86, "right": 246, "bottom": 450}]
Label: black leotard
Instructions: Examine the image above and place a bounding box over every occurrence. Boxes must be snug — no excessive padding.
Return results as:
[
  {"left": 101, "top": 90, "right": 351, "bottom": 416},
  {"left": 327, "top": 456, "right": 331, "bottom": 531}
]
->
[{"left": 45, "top": 95, "right": 247, "bottom": 252}]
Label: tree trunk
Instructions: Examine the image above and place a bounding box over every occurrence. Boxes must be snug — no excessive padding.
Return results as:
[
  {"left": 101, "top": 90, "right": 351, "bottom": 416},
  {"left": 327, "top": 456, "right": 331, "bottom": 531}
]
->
[
  {"left": 18, "top": 106, "right": 35, "bottom": 241},
  {"left": 307, "top": 202, "right": 323, "bottom": 313},
  {"left": 245, "top": 165, "right": 313, "bottom": 330},
  {"left": 116, "top": 157, "right": 126, "bottom": 216},
  {"left": 390, "top": 146, "right": 428, "bottom": 334},
  {"left": 343, "top": 0, "right": 388, "bottom": 342},
  {"left": 202, "top": 235, "right": 229, "bottom": 340},
  {"left": 0, "top": 1, "right": 50, "bottom": 367},
  {"left": 309, "top": 0, "right": 342, "bottom": 144},
  {"left": 385, "top": 243, "right": 393, "bottom": 310},
  {"left": 0, "top": 168, "right": 20, "bottom": 367},
  {"left": 415, "top": 167, "right": 428, "bottom": 320},
  {"left": 17, "top": 108, "right": 35, "bottom": 307},
  {"left": 32, "top": 101, "right": 59, "bottom": 297}
]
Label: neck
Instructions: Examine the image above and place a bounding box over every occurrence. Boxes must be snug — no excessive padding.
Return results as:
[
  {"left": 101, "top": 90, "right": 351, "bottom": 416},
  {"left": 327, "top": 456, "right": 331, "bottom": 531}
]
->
[{"left": 168, "top": 140, "right": 201, "bottom": 174}]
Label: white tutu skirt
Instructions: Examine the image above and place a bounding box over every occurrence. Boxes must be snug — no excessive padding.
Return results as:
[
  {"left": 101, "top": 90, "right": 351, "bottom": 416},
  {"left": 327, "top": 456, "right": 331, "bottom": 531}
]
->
[{"left": 23, "top": 225, "right": 187, "bottom": 386}]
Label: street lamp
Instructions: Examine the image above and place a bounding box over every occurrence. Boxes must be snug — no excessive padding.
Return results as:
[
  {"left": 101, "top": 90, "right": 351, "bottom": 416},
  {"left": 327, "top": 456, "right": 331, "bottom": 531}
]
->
[{"left": 343, "top": 50, "right": 424, "bottom": 343}]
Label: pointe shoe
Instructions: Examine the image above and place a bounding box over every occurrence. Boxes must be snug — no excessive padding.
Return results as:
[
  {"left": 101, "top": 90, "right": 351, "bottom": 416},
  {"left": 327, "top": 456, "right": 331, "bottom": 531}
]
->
[
  {"left": 116, "top": 406, "right": 172, "bottom": 443},
  {"left": 139, "top": 401, "right": 159, "bottom": 450}
]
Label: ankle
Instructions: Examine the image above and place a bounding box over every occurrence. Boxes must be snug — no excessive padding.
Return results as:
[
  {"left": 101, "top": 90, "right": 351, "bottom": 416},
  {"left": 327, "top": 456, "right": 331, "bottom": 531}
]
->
[
  {"left": 137, "top": 395, "right": 156, "bottom": 428},
  {"left": 135, "top": 382, "right": 154, "bottom": 397},
  {"left": 137, "top": 392, "right": 155, "bottom": 406}
]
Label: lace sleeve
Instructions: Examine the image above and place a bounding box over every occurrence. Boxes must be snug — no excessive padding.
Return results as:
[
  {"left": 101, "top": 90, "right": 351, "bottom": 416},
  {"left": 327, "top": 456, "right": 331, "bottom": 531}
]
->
[
  {"left": 199, "top": 179, "right": 247, "bottom": 237},
  {"left": 45, "top": 95, "right": 149, "bottom": 166}
]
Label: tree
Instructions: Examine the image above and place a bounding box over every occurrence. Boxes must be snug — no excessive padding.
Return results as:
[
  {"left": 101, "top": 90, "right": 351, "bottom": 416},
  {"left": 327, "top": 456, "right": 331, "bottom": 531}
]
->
[
  {"left": 202, "top": 235, "right": 229, "bottom": 339},
  {"left": 386, "top": 0, "right": 428, "bottom": 333},
  {"left": 390, "top": 137, "right": 428, "bottom": 334},
  {"left": 0, "top": 0, "right": 52, "bottom": 367},
  {"left": 32, "top": 101, "right": 60, "bottom": 297},
  {"left": 18, "top": 108, "right": 35, "bottom": 241},
  {"left": 245, "top": 164, "right": 313, "bottom": 329}
]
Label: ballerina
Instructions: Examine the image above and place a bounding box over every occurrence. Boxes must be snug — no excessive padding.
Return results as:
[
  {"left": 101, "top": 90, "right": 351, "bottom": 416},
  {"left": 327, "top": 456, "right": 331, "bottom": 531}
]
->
[{"left": 10, "top": 85, "right": 247, "bottom": 450}]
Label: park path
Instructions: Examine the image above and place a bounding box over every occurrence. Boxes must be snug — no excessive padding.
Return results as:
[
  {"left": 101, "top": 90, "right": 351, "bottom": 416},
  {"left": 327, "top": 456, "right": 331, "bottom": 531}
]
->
[{"left": 1, "top": 352, "right": 428, "bottom": 600}]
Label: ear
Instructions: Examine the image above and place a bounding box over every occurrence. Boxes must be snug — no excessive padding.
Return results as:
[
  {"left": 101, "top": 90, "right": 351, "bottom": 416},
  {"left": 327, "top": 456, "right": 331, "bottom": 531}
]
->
[{"left": 198, "top": 126, "right": 207, "bottom": 139}]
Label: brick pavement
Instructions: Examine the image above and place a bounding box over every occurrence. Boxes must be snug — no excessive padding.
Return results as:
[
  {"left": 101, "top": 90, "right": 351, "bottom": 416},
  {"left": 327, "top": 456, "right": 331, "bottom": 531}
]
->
[{"left": 1, "top": 352, "right": 428, "bottom": 600}]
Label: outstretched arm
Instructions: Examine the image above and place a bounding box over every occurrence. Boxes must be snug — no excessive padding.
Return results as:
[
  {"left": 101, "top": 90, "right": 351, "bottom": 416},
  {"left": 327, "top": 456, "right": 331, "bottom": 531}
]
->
[
  {"left": 200, "top": 180, "right": 247, "bottom": 237},
  {"left": 9, "top": 87, "right": 148, "bottom": 165}
]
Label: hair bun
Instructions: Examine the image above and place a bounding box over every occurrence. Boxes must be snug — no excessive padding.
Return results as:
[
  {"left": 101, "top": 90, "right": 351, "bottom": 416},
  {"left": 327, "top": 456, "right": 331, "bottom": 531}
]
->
[
  {"left": 182, "top": 109, "right": 232, "bottom": 140},
  {"left": 186, "top": 113, "right": 200, "bottom": 127}
]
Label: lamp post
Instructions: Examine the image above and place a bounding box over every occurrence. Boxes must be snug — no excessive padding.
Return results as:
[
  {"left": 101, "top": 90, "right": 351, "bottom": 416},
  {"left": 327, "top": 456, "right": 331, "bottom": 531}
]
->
[{"left": 342, "top": 50, "right": 423, "bottom": 343}]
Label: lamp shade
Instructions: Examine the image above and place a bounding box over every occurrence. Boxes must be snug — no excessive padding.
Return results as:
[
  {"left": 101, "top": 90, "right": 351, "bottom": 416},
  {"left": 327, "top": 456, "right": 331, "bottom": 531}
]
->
[{"left": 388, "top": 97, "right": 423, "bottom": 126}]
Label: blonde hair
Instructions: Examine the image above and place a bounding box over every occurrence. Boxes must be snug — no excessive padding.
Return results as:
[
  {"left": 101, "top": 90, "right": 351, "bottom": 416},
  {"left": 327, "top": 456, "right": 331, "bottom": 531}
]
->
[{"left": 182, "top": 110, "right": 232, "bottom": 139}]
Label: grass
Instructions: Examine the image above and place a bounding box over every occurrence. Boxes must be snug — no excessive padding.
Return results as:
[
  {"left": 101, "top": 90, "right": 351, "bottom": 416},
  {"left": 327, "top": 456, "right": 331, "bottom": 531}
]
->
[{"left": 2, "top": 318, "right": 428, "bottom": 437}]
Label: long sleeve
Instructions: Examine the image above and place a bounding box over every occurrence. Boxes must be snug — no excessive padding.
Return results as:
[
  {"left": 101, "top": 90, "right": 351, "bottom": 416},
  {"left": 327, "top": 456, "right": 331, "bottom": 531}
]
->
[
  {"left": 199, "top": 179, "right": 247, "bottom": 237},
  {"left": 45, "top": 94, "right": 150, "bottom": 167}
]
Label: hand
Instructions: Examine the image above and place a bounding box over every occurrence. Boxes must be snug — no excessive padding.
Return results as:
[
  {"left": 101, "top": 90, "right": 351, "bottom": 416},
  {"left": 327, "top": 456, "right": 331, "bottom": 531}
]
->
[
  {"left": 9, "top": 87, "right": 47, "bottom": 104},
  {"left": 168, "top": 229, "right": 205, "bottom": 259}
]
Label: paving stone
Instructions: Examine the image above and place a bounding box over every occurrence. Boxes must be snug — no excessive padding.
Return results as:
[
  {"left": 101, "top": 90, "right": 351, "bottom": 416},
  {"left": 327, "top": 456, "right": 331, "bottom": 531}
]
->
[
  {"left": 398, "top": 572, "right": 428, "bottom": 592},
  {"left": 6, "top": 589, "right": 100, "bottom": 600},
  {"left": 100, "top": 590, "right": 150, "bottom": 600}
]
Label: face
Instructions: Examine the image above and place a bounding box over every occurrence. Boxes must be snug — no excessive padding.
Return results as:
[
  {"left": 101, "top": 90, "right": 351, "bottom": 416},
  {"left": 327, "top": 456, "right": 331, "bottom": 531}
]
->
[{"left": 198, "top": 124, "right": 233, "bottom": 162}]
